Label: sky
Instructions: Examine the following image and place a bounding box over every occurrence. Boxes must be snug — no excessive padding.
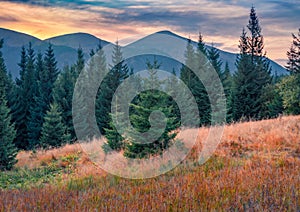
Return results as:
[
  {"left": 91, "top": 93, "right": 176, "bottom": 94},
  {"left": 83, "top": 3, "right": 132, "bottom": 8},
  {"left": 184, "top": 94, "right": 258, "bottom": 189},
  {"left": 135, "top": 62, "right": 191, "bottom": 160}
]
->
[{"left": 0, "top": 0, "right": 299, "bottom": 66}]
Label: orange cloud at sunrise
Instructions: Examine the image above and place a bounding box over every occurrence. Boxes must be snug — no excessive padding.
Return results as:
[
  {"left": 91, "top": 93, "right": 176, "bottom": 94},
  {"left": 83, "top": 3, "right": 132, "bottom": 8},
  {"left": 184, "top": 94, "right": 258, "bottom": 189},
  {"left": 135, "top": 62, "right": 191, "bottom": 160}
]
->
[{"left": 0, "top": 0, "right": 299, "bottom": 66}]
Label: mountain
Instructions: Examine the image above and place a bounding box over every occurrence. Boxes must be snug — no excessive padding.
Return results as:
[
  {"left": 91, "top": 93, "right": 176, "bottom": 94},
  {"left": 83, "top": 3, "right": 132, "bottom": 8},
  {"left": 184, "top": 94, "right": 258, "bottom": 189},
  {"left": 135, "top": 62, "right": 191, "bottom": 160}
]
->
[
  {"left": 151, "top": 31, "right": 287, "bottom": 76},
  {"left": 0, "top": 28, "right": 109, "bottom": 78},
  {"left": 122, "top": 30, "right": 288, "bottom": 77},
  {"left": 45, "top": 33, "right": 109, "bottom": 53},
  {"left": 0, "top": 28, "right": 42, "bottom": 47},
  {"left": 0, "top": 28, "right": 287, "bottom": 79}
]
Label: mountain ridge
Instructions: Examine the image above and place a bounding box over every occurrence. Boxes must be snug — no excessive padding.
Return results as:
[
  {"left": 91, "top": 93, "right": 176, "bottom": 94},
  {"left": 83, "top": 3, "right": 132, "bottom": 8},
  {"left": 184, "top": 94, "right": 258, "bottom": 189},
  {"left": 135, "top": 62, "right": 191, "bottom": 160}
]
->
[{"left": 0, "top": 28, "right": 288, "bottom": 78}]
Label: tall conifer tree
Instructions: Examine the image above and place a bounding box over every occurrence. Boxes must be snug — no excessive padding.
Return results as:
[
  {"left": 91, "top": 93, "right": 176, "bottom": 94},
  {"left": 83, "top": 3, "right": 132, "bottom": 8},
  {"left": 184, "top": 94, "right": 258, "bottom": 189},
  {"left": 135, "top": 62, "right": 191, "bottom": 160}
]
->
[
  {"left": 96, "top": 41, "right": 129, "bottom": 134},
  {"left": 0, "top": 39, "right": 17, "bottom": 170},
  {"left": 286, "top": 28, "right": 300, "bottom": 74},
  {"left": 233, "top": 6, "right": 271, "bottom": 120}
]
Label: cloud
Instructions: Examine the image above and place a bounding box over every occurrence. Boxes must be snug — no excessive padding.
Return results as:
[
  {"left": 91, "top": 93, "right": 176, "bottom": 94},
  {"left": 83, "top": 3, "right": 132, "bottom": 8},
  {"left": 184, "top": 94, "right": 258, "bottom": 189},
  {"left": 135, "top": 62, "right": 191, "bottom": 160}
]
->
[
  {"left": 0, "top": 0, "right": 299, "bottom": 66},
  {"left": 0, "top": 15, "right": 19, "bottom": 23}
]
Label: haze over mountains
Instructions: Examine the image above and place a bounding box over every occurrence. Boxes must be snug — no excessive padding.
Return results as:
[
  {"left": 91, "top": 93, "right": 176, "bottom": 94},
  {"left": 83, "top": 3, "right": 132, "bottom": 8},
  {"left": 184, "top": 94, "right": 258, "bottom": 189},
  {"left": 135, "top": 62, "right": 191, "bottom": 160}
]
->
[{"left": 0, "top": 28, "right": 287, "bottom": 79}]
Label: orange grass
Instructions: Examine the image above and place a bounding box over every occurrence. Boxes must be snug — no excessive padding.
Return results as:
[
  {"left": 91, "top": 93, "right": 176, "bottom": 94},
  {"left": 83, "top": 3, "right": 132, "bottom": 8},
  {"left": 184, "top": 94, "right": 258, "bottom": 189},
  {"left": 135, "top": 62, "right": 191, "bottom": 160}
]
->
[{"left": 0, "top": 115, "right": 299, "bottom": 211}]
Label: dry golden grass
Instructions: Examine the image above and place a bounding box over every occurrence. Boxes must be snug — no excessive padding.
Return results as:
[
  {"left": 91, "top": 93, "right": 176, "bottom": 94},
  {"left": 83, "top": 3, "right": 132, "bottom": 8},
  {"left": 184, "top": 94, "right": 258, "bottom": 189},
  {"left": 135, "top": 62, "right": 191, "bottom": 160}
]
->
[
  {"left": 1, "top": 115, "right": 299, "bottom": 211},
  {"left": 16, "top": 142, "right": 105, "bottom": 178}
]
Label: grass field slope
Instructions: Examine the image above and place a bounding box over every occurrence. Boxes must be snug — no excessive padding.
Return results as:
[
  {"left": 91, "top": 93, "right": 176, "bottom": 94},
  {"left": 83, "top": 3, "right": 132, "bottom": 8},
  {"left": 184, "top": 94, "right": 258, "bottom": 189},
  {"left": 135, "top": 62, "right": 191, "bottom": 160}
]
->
[{"left": 0, "top": 115, "right": 299, "bottom": 211}]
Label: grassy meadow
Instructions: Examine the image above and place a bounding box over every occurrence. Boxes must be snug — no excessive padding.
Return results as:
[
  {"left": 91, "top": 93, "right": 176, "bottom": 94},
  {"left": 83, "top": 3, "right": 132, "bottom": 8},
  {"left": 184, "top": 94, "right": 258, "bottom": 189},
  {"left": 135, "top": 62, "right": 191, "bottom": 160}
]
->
[{"left": 0, "top": 115, "right": 299, "bottom": 211}]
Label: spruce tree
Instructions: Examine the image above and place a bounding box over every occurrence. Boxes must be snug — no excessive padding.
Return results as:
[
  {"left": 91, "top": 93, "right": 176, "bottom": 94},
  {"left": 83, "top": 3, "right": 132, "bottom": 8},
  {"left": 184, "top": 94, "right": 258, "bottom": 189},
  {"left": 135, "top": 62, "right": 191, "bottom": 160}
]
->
[
  {"left": 0, "top": 39, "right": 14, "bottom": 101},
  {"left": 165, "top": 69, "right": 182, "bottom": 126},
  {"left": 26, "top": 44, "right": 59, "bottom": 148},
  {"left": 73, "top": 43, "right": 108, "bottom": 141},
  {"left": 279, "top": 28, "right": 300, "bottom": 115},
  {"left": 181, "top": 36, "right": 210, "bottom": 126},
  {"left": 40, "top": 103, "right": 70, "bottom": 148},
  {"left": 180, "top": 39, "right": 196, "bottom": 89},
  {"left": 286, "top": 28, "right": 300, "bottom": 74},
  {"left": 124, "top": 60, "right": 178, "bottom": 158},
  {"left": 96, "top": 41, "right": 129, "bottom": 135},
  {"left": 233, "top": 49, "right": 259, "bottom": 120},
  {"left": 223, "top": 62, "right": 234, "bottom": 122},
  {"left": 207, "top": 44, "right": 223, "bottom": 77},
  {"left": 207, "top": 44, "right": 227, "bottom": 124},
  {"left": 0, "top": 91, "right": 18, "bottom": 170},
  {"left": 27, "top": 52, "right": 45, "bottom": 148},
  {"left": 35, "top": 43, "right": 59, "bottom": 138},
  {"left": 12, "top": 46, "right": 27, "bottom": 149},
  {"left": 53, "top": 65, "right": 77, "bottom": 141},
  {"left": 104, "top": 68, "right": 141, "bottom": 152},
  {"left": 0, "top": 39, "right": 17, "bottom": 170},
  {"left": 180, "top": 39, "right": 198, "bottom": 126},
  {"left": 195, "top": 34, "right": 212, "bottom": 125},
  {"left": 53, "top": 48, "right": 85, "bottom": 141},
  {"left": 16, "top": 46, "right": 27, "bottom": 86},
  {"left": 24, "top": 42, "right": 38, "bottom": 112},
  {"left": 75, "top": 47, "right": 85, "bottom": 78},
  {"left": 247, "top": 6, "right": 272, "bottom": 89},
  {"left": 233, "top": 7, "right": 271, "bottom": 121},
  {"left": 42, "top": 43, "right": 59, "bottom": 105},
  {"left": 13, "top": 44, "right": 37, "bottom": 149}
]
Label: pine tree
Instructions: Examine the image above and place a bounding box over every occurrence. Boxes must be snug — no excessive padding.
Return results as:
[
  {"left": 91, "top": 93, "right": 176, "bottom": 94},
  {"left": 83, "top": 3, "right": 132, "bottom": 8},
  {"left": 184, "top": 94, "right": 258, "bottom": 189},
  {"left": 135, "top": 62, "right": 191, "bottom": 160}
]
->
[
  {"left": 233, "top": 6, "right": 271, "bottom": 121},
  {"left": 104, "top": 68, "right": 141, "bottom": 152},
  {"left": 124, "top": 60, "right": 178, "bottom": 158},
  {"left": 223, "top": 62, "right": 234, "bottom": 122},
  {"left": 0, "top": 39, "right": 17, "bottom": 170},
  {"left": 5, "top": 72, "right": 17, "bottom": 113},
  {"left": 12, "top": 46, "right": 27, "bottom": 149},
  {"left": 24, "top": 42, "right": 38, "bottom": 110},
  {"left": 42, "top": 43, "right": 59, "bottom": 105},
  {"left": 53, "top": 48, "right": 85, "bottom": 141},
  {"left": 40, "top": 103, "right": 70, "bottom": 148},
  {"left": 53, "top": 65, "right": 77, "bottom": 141},
  {"left": 0, "top": 91, "right": 18, "bottom": 170},
  {"left": 16, "top": 46, "right": 27, "bottom": 86},
  {"left": 180, "top": 39, "right": 196, "bottom": 88},
  {"left": 13, "top": 44, "right": 37, "bottom": 149},
  {"left": 279, "top": 28, "right": 300, "bottom": 115},
  {"left": 73, "top": 43, "right": 108, "bottom": 141},
  {"left": 286, "top": 28, "right": 300, "bottom": 74},
  {"left": 197, "top": 32, "right": 207, "bottom": 56},
  {"left": 207, "top": 44, "right": 223, "bottom": 77},
  {"left": 247, "top": 6, "right": 272, "bottom": 89},
  {"left": 207, "top": 43, "right": 227, "bottom": 124},
  {"left": 36, "top": 43, "right": 59, "bottom": 135},
  {"left": 96, "top": 41, "right": 129, "bottom": 135},
  {"left": 27, "top": 52, "right": 45, "bottom": 148},
  {"left": 75, "top": 47, "right": 85, "bottom": 78},
  {"left": 165, "top": 69, "right": 182, "bottom": 126},
  {"left": 247, "top": 7, "right": 264, "bottom": 60},
  {"left": 0, "top": 39, "right": 13, "bottom": 100},
  {"left": 233, "top": 52, "right": 259, "bottom": 120},
  {"left": 26, "top": 44, "right": 59, "bottom": 149},
  {"left": 181, "top": 36, "right": 211, "bottom": 126}
]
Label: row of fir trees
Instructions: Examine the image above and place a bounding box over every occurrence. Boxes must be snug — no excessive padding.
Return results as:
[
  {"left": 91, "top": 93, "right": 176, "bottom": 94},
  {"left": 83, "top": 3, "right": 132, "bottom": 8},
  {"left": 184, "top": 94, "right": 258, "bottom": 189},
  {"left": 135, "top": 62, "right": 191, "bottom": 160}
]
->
[{"left": 0, "top": 6, "right": 300, "bottom": 169}]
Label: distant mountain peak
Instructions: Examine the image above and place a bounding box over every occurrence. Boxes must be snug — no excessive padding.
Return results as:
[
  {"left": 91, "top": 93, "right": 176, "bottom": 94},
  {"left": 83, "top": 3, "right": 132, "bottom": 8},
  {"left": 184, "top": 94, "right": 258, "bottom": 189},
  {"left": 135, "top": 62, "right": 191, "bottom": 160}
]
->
[
  {"left": 156, "top": 30, "right": 174, "bottom": 35},
  {"left": 44, "top": 32, "right": 100, "bottom": 41},
  {"left": 155, "top": 30, "right": 185, "bottom": 39},
  {"left": 0, "top": 27, "right": 288, "bottom": 78},
  {"left": 0, "top": 28, "right": 41, "bottom": 47}
]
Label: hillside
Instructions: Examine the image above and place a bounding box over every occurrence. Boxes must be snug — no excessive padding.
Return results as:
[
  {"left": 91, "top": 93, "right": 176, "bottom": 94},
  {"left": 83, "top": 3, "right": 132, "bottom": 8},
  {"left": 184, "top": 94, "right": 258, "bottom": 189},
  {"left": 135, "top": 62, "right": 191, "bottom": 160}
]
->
[
  {"left": 0, "top": 28, "right": 109, "bottom": 78},
  {"left": 0, "top": 28, "right": 288, "bottom": 78},
  {"left": 127, "top": 30, "right": 288, "bottom": 76},
  {"left": 0, "top": 115, "right": 299, "bottom": 210}
]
